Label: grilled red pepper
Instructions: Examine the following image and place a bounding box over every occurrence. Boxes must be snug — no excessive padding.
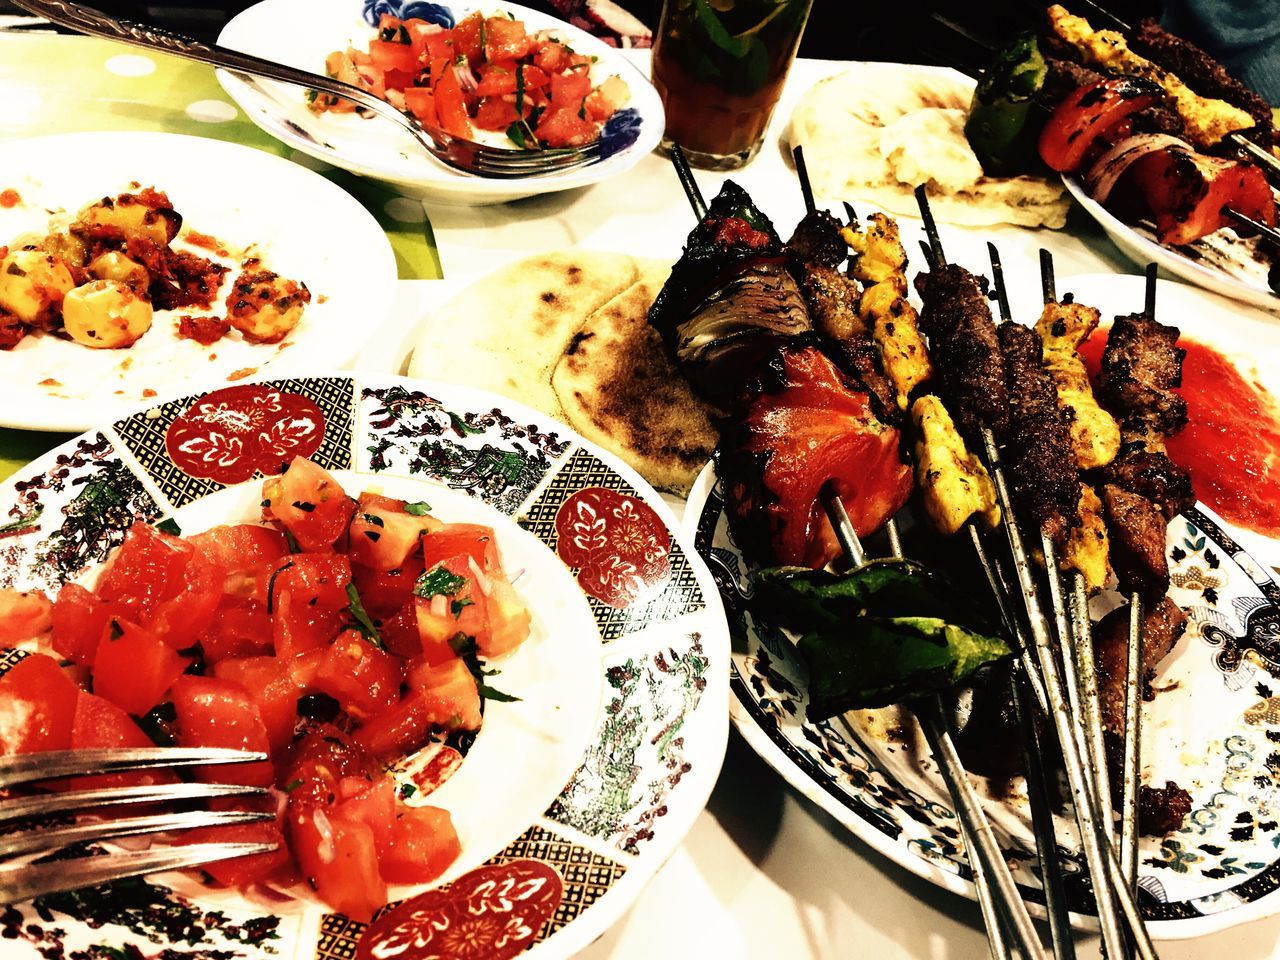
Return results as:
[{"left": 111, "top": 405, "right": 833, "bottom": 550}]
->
[
  {"left": 719, "top": 344, "right": 912, "bottom": 569},
  {"left": 1124, "top": 148, "right": 1276, "bottom": 245},
  {"left": 1039, "top": 77, "right": 1162, "bottom": 173}
]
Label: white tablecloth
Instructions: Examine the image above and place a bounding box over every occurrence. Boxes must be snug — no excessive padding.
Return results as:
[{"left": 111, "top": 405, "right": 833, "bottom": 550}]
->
[{"left": 350, "top": 54, "right": 1280, "bottom": 960}]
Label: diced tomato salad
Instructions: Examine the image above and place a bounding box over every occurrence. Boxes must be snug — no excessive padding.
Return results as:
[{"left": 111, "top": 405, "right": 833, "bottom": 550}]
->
[
  {"left": 0, "top": 456, "right": 532, "bottom": 920},
  {"left": 314, "top": 11, "right": 631, "bottom": 148}
]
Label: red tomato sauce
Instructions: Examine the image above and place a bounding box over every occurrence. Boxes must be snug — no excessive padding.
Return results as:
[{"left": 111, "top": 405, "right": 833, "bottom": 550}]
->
[
  {"left": 0, "top": 189, "right": 20, "bottom": 208},
  {"left": 1080, "top": 330, "right": 1280, "bottom": 536}
]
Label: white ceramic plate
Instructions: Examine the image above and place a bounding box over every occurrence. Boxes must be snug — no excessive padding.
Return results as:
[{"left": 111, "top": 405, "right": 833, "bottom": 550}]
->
[
  {"left": 0, "top": 132, "right": 396, "bottom": 433},
  {"left": 1063, "top": 176, "right": 1280, "bottom": 313},
  {"left": 216, "top": 0, "right": 664, "bottom": 206},
  {"left": 686, "top": 271, "right": 1280, "bottom": 939},
  {"left": 0, "top": 371, "right": 729, "bottom": 960}
]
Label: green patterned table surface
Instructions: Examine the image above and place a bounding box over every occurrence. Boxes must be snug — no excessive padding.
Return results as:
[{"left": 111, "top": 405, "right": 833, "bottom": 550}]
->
[{"left": 0, "top": 32, "right": 443, "bottom": 480}]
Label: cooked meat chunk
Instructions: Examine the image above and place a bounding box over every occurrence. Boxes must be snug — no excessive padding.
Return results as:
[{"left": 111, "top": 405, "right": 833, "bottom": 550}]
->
[
  {"left": 1041, "top": 57, "right": 1106, "bottom": 103},
  {"left": 1101, "top": 447, "right": 1196, "bottom": 520},
  {"left": 1099, "top": 312, "right": 1188, "bottom": 438},
  {"left": 915, "top": 264, "right": 1008, "bottom": 440},
  {"left": 999, "top": 322, "right": 1080, "bottom": 547},
  {"left": 1131, "top": 18, "right": 1274, "bottom": 147},
  {"left": 1101, "top": 483, "right": 1169, "bottom": 599},
  {"left": 799, "top": 262, "right": 867, "bottom": 342},
  {"left": 787, "top": 209, "right": 848, "bottom": 268},
  {"left": 826, "top": 336, "right": 899, "bottom": 427},
  {"left": 1139, "top": 781, "right": 1193, "bottom": 836},
  {"left": 1094, "top": 595, "right": 1188, "bottom": 737},
  {"left": 956, "top": 662, "right": 1023, "bottom": 781}
]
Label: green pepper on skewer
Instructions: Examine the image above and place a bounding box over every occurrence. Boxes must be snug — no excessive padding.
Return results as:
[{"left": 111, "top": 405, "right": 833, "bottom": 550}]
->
[
  {"left": 753, "top": 560, "right": 1011, "bottom": 717},
  {"left": 965, "top": 32, "right": 1050, "bottom": 177}
]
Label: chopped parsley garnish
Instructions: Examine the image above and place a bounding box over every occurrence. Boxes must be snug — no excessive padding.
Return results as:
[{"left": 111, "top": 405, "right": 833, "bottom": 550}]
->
[
  {"left": 415, "top": 565, "right": 467, "bottom": 599},
  {"left": 403, "top": 501, "right": 432, "bottom": 516},
  {"left": 451, "top": 597, "right": 474, "bottom": 618},
  {"left": 362, "top": 513, "right": 385, "bottom": 527},
  {"left": 448, "top": 634, "right": 522, "bottom": 703},
  {"left": 399, "top": 782, "right": 418, "bottom": 800},
  {"left": 156, "top": 518, "right": 181, "bottom": 536},
  {"left": 283, "top": 778, "right": 303, "bottom": 793},
  {"left": 283, "top": 528, "right": 301, "bottom": 554},
  {"left": 345, "top": 582, "right": 385, "bottom": 649},
  {"left": 292, "top": 500, "right": 316, "bottom": 512},
  {"left": 266, "top": 561, "right": 294, "bottom": 614},
  {"left": 365, "top": 530, "right": 382, "bottom": 542}
]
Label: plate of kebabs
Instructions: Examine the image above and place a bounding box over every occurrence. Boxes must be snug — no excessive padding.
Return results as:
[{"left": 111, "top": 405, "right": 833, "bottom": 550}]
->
[
  {"left": 963, "top": 4, "right": 1280, "bottom": 310},
  {"left": 640, "top": 163, "right": 1280, "bottom": 939}
]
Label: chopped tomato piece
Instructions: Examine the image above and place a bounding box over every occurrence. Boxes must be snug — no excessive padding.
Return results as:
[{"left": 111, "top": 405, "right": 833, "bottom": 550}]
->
[
  {"left": 171, "top": 675, "right": 273, "bottom": 786},
  {"left": 408, "top": 657, "right": 482, "bottom": 730},
  {"left": 0, "top": 653, "right": 78, "bottom": 755},
  {"left": 66, "top": 691, "right": 175, "bottom": 790},
  {"left": 0, "top": 589, "right": 52, "bottom": 644},
  {"left": 474, "top": 96, "right": 520, "bottom": 132},
  {"left": 422, "top": 523, "right": 501, "bottom": 572},
  {"left": 368, "top": 38, "right": 419, "bottom": 75},
  {"left": 96, "top": 522, "right": 193, "bottom": 623},
  {"left": 550, "top": 69, "right": 591, "bottom": 107},
  {"left": 532, "top": 39, "right": 571, "bottom": 73},
  {"left": 414, "top": 555, "right": 491, "bottom": 653},
  {"left": 176, "top": 816, "right": 290, "bottom": 890},
  {"left": 197, "top": 594, "right": 273, "bottom": 663},
  {"left": 381, "top": 601, "right": 422, "bottom": 659},
  {"left": 450, "top": 11, "right": 483, "bottom": 62},
  {"left": 403, "top": 86, "right": 438, "bottom": 126},
  {"left": 148, "top": 546, "right": 224, "bottom": 649},
  {"left": 380, "top": 806, "right": 460, "bottom": 884},
  {"left": 92, "top": 619, "right": 189, "bottom": 717},
  {"left": 352, "top": 555, "right": 423, "bottom": 620},
  {"left": 267, "top": 553, "right": 352, "bottom": 611},
  {"left": 189, "top": 524, "right": 289, "bottom": 597},
  {"left": 51, "top": 582, "right": 122, "bottom": 665},
  {"left": 313, "top": 630, "right": 404, "bottom": 718},
  {"left": 407, "top": 19, "right": 446, "bottom": 61},
  {"left": 272, "top": 592, "right": 345, "bottom": 658},
  {"left": 349, "top": 493, "right": 440, "bottom": 572},
  {"left": 434, "top": 63, "right": 473, "bottom": 139},
  {"left": 480, "top": 575, "right": 532, "bottom": 658},
  {"left": 289, "top": 807, "right": 386, "bottom": 921},
  {"left": 262, "top": 457, "right": 356, "bottom": 552},
  {"left": 213, "top": 655, "right": 306, "bottom": 753},
  {"left": 584, "top": 75, "right": 629, "bottom": 123},
  {"left": 537, "top": 105, "right": 598, "bottom": 148},
  {"left": 484, "top": 16, "right": 531, "bottom": 62}
]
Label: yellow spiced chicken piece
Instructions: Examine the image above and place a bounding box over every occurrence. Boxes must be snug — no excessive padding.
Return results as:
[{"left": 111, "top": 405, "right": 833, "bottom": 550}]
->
[
  {"left": 1035, "top": 298, "right": 1121, "bottom": 470},
  {"left": 911, "top": 395, "right": 1000, "bottom": 536},
  {"left": 844, "top": 214, "right": 933, "bottom": 409},
  {"left": 1047, "top": 4, "right": 1254, "bottom": 148}
]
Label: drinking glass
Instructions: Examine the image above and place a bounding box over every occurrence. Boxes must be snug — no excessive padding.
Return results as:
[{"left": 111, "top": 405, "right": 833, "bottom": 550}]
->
[{"left": 651, "top": 0, "right": 815, "bottom": 170}]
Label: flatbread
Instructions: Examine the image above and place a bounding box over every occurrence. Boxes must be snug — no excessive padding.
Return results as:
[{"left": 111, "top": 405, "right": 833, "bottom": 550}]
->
[
  {"left": 552, "top": 263, "right": 718, "bottom": 495},
  {"left": 409, "top": 252, "right": 717, "bottom": 495},
  {"left": 409, "top": 251, "right": 639, "bottom": 417},
  {"left": 787, "top": 65, "right": 1070, "bottom": 229}
]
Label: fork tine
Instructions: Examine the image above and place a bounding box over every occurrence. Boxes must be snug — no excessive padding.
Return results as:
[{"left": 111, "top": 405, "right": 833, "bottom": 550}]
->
[
  {"left": 0, "top": 809, "right": 273, "bottom": 857},
  {"left": 470, "top": 150, "right": 600, "bottom": 175},
  {"left": 0, "top": 783, "right": 269, "bottom": 825},
  {"left": 0, "top": 842, "right": 277, "bottom": 905},
  {"left": 0, "top": 748, "right": 269, "bottom": 789}
]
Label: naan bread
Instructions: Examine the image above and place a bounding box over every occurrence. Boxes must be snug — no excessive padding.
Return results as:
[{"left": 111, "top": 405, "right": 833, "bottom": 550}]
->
[
  {"left": 787, "top": 65, "right": 1070, "bottom": 229},
  {"left": 409, "top": 251, "right": 639, "bottom": 417},
  {"left": 409, "top": 252, "right": 717, "bottom": 495},
  {"left": 552, "top": 263, "right": 718, "bottom": 495}
]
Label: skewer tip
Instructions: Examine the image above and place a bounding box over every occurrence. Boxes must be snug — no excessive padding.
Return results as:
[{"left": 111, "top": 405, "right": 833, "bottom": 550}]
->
[
  {"left": 668, "top": 143, "right": 708, "bottom": 220},
  {"left": 1039, "top": 248, "right": 1057, "bottom": 305},
  {"left": 986, "top": 243, "right": 1012, "bottom": 323},
  {"left": 1144, "top": 262, "right": 1157, "bottom": 318},
  {"left": 914, "top": 185, "right": 946, "bottom": 266},
  {"left": 792, "top": 145, "right": 816, "bottom": 214}
]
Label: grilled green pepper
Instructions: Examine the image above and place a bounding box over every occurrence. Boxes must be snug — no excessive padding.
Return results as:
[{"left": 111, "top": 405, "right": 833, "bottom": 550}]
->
[{"left": 965, "top": 32, "right": 1049, "bottom": 176}]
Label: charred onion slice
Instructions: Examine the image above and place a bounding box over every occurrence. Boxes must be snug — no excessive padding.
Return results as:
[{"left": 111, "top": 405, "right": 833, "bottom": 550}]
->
[{"left": 718, "top": 344, "right": 912, "bottom": 568}]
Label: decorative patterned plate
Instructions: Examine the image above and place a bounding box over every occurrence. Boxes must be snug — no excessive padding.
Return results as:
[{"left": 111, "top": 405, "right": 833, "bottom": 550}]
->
[
  {"left": 1063, "top": 177, "right": 1279, "bottom": 314},
  {"left": 216, "top": 0, "right": 664, "bottom": 207},
  {"left": 686, "top": 274, "right": 1280, "bottom": 940},
  {"left": 0, "top": 373, "right": 728, "bottom": 960},
  {"left": 0, "top": 132, "right": 397, "bottom": 432}
]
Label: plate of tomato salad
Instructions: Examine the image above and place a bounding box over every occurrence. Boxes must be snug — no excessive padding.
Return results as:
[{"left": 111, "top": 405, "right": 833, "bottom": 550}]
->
[
  {"left": 0, "top": 372, "right": 728, "bottom": 960},
  {"left": 216, "top": 0, "right": 665, "bottom": 205}
]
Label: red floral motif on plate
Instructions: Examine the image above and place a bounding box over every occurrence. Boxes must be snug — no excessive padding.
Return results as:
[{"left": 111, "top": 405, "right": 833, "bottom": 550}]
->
[
  {"left": 164, "top": 384, "right": 324, "bottom": 484},
  {"left": 554, "top": 488, "right": 671, "bottom": 608},
  {"left": 355, "top": 860, "right": 563, "bottom": 960}
]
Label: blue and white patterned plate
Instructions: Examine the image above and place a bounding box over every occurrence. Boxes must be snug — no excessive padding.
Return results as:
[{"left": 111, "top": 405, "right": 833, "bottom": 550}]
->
[
  {"left": 216, "top": 0, "right": 664, "bottom": 206},
  {"left": 0, "top": 373, "right": 727, "bottom": 960},
  {"left": 684, "top": 271, "right": 1280, "bottom": 939}
]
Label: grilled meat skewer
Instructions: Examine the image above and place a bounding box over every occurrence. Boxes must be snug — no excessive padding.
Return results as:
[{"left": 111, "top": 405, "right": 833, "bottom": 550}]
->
[
  {"left": 1098, "top": 311, "right": 1188, "bottom": 445},
  {"left": 1035, "top": 298, "right": 1121, "bottom": 470},
  {"left": 915, "top": 265, "right": 1009, "bottom": 443},
  {"left": 998, "top": 322, "right": 1082, "bottom": 549}
]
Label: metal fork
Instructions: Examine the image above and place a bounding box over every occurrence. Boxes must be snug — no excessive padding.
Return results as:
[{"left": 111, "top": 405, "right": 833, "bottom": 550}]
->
[
  {"left": 11, "top": 0, "right": 603, "bottom": 178},
  {"left": 1, "top": 747, "right": 276, "bottom": 904}
]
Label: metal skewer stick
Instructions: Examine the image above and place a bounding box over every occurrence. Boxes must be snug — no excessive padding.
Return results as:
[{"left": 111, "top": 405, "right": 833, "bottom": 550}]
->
[
  {"left": 1117, "top": 265, "right": 1160, "bottom": 894},
  {"left": 912, "top": 192, "right": 1137, "bottom": 960},
  {"left": 1222, "top": 207, "right": 1280, "bottom": 249},
  {"left": 1038, "top": 248, "right": 1118, "bottom": 848}
]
